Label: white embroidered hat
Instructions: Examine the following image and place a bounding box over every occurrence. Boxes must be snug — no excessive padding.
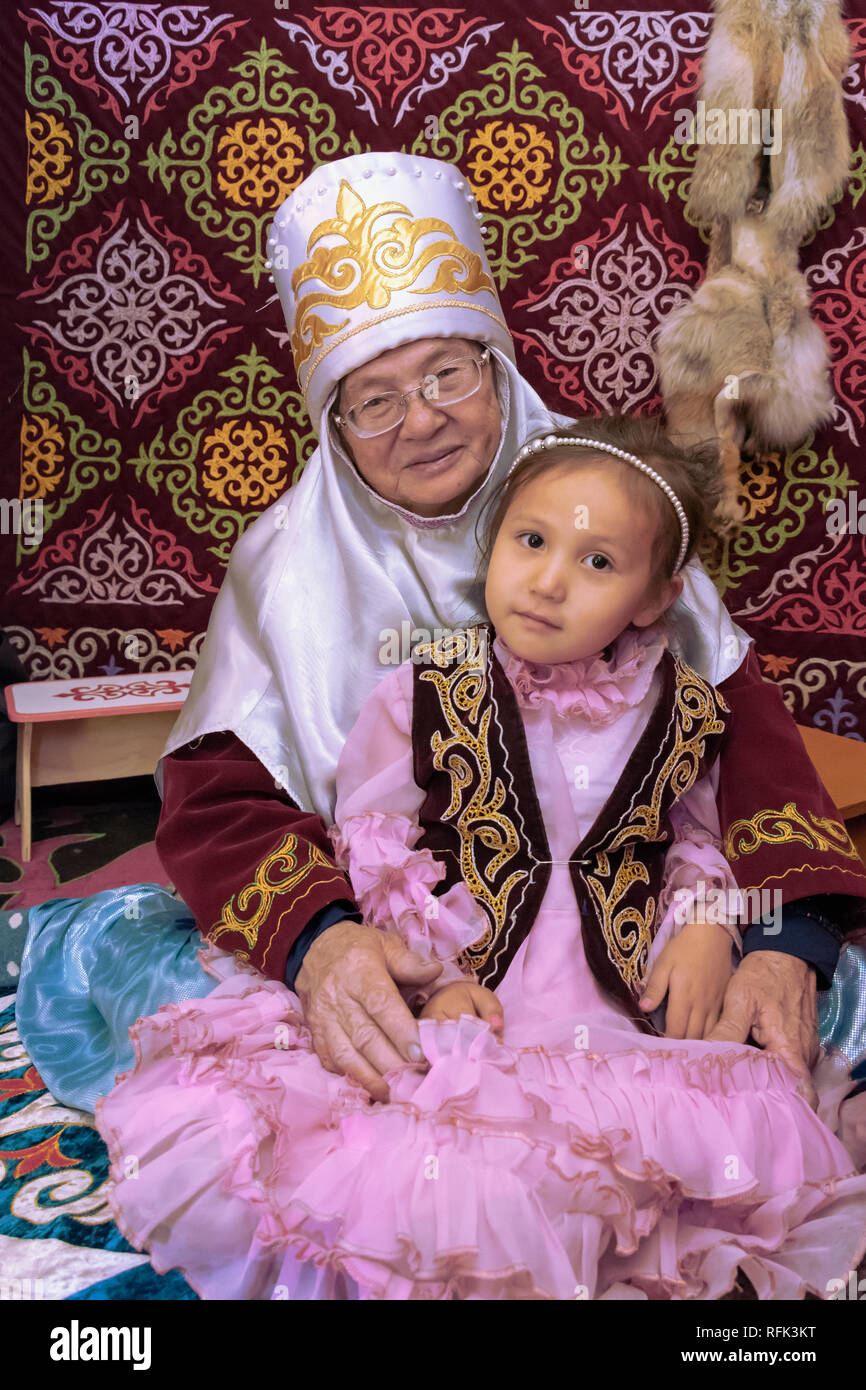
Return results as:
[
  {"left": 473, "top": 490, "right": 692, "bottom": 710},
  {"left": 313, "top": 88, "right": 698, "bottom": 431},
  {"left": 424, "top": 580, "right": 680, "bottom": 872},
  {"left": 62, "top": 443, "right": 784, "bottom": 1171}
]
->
[{"left": 265, "top": 151, "right": 515, "bottom": 425}]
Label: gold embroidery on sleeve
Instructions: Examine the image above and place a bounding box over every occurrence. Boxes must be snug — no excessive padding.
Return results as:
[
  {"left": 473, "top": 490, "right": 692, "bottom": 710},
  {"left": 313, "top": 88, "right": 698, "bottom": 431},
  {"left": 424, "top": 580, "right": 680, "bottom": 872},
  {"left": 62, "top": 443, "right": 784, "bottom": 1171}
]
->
[
  {"left": 724, "top": 802, "right": 861, "bottom": 862},
  {"left": 210, "top": 832, "right": 345, "bottom": 950}
]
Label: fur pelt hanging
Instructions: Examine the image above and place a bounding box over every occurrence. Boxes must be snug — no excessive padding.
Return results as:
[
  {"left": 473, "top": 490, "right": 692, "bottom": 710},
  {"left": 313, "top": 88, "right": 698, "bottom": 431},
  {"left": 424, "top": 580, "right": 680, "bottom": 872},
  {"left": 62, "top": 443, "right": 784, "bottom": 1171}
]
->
[{"left": 656, "top": 0, "right": 851, "bottom": 531}]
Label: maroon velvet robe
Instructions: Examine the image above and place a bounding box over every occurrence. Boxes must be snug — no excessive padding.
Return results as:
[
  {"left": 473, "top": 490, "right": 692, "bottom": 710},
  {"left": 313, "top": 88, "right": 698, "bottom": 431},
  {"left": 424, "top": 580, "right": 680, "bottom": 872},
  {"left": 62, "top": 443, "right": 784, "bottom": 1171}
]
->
[
  {"left": 155, "top": 732, "right": 354, "bottom": 983},
  {"left": 156, "top": 649, "right": 866, "bottom": 985}
]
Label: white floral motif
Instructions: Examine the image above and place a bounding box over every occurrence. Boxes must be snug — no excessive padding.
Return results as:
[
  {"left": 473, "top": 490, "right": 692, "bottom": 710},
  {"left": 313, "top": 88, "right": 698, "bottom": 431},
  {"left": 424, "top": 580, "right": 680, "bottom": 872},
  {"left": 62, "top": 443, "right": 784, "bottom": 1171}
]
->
[
  {"left": 773, "top": 658, "right": 866, "bottom": 741},
  {"left": 805, "top": 227, "right": 866, "bottom": 444},
  {"left": 5, "top": 625, "right": 204, "bottom": 679},
  {"left": 29, "top": 2, "right": 235, "bottom": 108},
  {"left": 841, "top": 22, "right": 866, "bottom": 115},
  {"left": 28, "top": 215, "right": 231, "bottom": 407},
  {"left": 275, "top": 14, "right": 504, "bottom": 126},
  {"left": 541, "top": 9, "right": 711, "bottom": 124},
  {"left": 17, "top": 506, "right": 214, "bottom": 605},
  {"left": 519, "top": 208, "right": 699, "bottom": 411}
]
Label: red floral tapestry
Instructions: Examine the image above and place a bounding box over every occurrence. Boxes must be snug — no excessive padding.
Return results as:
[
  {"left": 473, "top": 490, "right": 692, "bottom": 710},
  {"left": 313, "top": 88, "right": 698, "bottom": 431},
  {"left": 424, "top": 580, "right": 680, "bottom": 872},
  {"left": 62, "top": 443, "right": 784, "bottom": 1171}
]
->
[{"left": 2, "top": 2, "right": 864, "bottom": 737}]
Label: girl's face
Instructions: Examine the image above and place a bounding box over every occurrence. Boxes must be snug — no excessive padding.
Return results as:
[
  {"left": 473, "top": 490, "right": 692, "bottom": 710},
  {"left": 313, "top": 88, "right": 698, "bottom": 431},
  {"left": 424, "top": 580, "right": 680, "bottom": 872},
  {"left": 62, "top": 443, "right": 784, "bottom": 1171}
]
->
[{"left": 484, "top": 457, "right": 683, "bottom": 665}]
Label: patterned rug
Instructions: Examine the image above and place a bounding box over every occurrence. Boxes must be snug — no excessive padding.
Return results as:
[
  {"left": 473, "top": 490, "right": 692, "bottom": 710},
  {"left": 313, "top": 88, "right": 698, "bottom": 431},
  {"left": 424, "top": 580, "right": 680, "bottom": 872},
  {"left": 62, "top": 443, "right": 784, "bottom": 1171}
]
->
[
  {"left": 2, "top": 1, "right": 865, "bottom": 737},
  {"left": 0, "top": 990, "right": 197, "bottom": 1300}
]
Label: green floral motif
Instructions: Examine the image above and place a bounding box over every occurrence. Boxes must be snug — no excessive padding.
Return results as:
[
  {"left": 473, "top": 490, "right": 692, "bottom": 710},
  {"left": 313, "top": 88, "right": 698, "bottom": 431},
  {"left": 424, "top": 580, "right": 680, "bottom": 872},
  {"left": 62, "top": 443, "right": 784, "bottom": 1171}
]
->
[
  {"left": 847, "top": 143, "right": 866, "bottom": 210},
  {"left": 17, "top": 351, "right": 122, "bottom": 566},
  {"left": 409, "top": 41, "right": 626, "bottom": 287},
  {"left": 639, "top": 137, "right": 707, "bottom": 240},
  {"left": 130, "top": 346, "right": 316, "bottom": 565},
  {"left": 140, "top": 40, "right": 366, "bottom": 289},
  {"left": 700, "top": 437, "right": 853, "bottom": 598},
  {"left": 25, "top": 49, "right": 130, "bottom": 269}
]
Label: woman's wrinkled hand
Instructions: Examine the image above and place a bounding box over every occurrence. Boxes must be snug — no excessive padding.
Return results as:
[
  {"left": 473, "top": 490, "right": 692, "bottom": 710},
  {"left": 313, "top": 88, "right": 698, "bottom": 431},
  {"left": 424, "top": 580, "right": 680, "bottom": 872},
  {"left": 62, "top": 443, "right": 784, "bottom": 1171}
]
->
[
  {"left": 294, "top": 919, "right": 443, "bottom": 1103},
  {"left": 706, "top": 950, "right": 819, "bottom": 1109},
  {"left": 419, "top": 981, "right": 504, "bottom": 1035}
]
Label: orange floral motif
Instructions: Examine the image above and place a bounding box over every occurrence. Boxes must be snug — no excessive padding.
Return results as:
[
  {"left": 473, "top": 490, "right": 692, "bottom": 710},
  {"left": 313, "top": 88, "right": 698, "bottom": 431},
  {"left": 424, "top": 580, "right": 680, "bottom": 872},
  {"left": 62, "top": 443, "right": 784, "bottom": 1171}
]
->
[
  {"left": 1, "top": 1131, "right": 81, "bottom": 1180},
  {"left": 25, "top": 112, "right": 74, "bottom": 205},
  {"left": 217, "top": 117, "right": 306, "bottom": 209},
  {"left": 739, "top": 457, "right": 779, "bottom": 520},
  {"left": 201, "top": 418, "right": 289, "bottom": 507},
  {"left": 157, "top": 628, "right": 194, "bottom": 653},
  {"left": 20, "top": 415, "right": 65, "bottom": 499},
  {"left": 466, "top": 120, "right": 554, "bottom": 213},
  {"left": 35, "top": 627, "right": 70, "bottom": 649},
  {"left": 759, "top": 653, "right": 797, "bottom": 678}
]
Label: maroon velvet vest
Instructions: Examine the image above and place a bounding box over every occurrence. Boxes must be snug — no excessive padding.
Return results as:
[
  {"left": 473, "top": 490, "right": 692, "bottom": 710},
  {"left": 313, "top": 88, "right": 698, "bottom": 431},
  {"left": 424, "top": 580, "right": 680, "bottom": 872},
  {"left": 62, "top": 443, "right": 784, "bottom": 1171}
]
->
[{"left": 411, "top": 625, "right": 730, "bottom": 1034}]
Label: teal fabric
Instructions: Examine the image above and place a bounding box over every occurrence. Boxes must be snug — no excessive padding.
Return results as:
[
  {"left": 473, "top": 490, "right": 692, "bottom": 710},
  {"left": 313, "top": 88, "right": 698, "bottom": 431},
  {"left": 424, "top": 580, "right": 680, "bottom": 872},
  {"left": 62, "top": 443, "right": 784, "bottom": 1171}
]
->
[
  {"left": 15, "top": 885, "right": 217, "bottom": 1114},
  {"left": 818, "top": 942, "right": 866, "bottom": 1066},
  {"left": 65, "top": 1266, "right": 199, "bottom": 1300},
  {"left": 14, "top": 885, "right": 866, "bottom": 1119}
]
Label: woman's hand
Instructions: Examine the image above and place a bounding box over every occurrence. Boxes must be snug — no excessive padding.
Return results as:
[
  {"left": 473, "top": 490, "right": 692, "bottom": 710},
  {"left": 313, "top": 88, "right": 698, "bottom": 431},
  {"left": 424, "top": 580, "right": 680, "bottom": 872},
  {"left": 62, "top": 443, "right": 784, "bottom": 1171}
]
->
[
  {"left": 419, "top": 981, "right": 504, "bottom": 1035},
  {"left": 706, "top": 952, "right": 819, "bottom": 1109},
  {"left": 639, "top": 919, "right": 734, "bottom": 1040},
  {"left": 294, "top": 919, "right": 444, "bottom": 1103}
]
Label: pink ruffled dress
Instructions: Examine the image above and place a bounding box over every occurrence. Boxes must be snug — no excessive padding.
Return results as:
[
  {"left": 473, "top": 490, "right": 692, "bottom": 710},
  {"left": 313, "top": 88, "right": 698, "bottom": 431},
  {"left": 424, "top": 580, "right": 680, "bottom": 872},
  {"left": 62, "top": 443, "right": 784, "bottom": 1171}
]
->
[{"left": 94, "top": 626, "right": 866, "bottom": 1300}]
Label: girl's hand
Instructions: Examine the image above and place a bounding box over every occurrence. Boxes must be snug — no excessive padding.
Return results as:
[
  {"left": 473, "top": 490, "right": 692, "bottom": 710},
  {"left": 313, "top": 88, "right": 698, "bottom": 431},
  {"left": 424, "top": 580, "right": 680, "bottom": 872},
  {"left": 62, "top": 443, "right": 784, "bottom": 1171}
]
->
[
  {"left": 419, "top": 981, "right": 505, "bottom": 1036},
  {"left": 639, "top": 920, "right": 734, "bottom": 1040}
]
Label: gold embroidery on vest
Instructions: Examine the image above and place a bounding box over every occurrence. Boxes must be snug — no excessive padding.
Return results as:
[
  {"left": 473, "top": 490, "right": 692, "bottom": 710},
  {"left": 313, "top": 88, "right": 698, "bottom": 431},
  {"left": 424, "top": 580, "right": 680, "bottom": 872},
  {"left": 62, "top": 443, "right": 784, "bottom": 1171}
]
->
[
  {"left": 585, "top": 846, "right": 656, "bottom": 990},
  {"left": 210, "top": 832, "right": 343, "bottom": 950},
  {"left": 724, "top": 802, "right": 861, "bottom": 862},
  {"left": 415, "top": 629, "right": 526, "bottom": 969},
  {"left": 584, "top": 660, "right": 729, "bottom": 990},
  {"left": 291, "top": 181, "right": 496, "bottom": 371}
]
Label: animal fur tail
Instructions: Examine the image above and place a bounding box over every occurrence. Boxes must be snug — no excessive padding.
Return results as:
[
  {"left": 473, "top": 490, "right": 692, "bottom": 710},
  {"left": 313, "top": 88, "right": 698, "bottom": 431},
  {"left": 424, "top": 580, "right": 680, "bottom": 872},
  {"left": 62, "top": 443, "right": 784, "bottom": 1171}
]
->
[
  {"left": 687, "top": 0, "right": 851, "bottom": 243},
  {"left": 656, "top": 0, "right": 848, "bottom": 532}
]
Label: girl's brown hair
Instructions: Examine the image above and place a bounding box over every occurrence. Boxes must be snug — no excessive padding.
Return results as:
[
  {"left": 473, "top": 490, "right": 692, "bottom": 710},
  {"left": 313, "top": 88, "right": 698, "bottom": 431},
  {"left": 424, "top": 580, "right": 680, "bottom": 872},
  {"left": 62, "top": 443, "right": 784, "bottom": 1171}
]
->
[{"left": 476, "top": 413, "right": 722, "bottom": 587}]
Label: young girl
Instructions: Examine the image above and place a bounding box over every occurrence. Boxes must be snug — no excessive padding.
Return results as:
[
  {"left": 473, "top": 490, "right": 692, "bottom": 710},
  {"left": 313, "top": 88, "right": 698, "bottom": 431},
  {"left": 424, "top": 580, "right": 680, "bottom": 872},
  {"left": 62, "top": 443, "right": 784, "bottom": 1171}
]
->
[{"left": 95, "top": 416, "right": 866, "bottom": 1300}]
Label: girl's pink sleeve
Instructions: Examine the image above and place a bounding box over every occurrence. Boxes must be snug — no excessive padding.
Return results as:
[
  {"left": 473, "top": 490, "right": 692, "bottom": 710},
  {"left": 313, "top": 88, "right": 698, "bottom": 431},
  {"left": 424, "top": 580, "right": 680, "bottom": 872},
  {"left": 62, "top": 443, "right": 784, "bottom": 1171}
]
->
[
  {"left": 330, "top": 662, "right": 487, "bottom": 1008},
  {"left": 647, "top": 760, "right": 743, "bottom": 974}
]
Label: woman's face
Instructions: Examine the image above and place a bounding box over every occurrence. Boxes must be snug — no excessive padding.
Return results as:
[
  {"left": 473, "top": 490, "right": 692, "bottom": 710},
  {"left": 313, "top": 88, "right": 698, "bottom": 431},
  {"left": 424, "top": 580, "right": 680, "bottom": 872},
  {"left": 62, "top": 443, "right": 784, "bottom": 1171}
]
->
[{"left": 334, "top": 337, "right": 501, "bottom": 517}]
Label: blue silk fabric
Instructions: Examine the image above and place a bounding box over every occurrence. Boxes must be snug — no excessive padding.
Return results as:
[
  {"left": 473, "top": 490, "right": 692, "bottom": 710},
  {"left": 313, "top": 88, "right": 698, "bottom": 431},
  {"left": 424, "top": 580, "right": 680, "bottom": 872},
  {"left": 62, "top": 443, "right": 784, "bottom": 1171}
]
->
[
  {"left": 14, "top": 884, "right": 866, "bottom": 1114},
  {"left": 15, "top": 885, "right": 218, "bottom": 1113}
]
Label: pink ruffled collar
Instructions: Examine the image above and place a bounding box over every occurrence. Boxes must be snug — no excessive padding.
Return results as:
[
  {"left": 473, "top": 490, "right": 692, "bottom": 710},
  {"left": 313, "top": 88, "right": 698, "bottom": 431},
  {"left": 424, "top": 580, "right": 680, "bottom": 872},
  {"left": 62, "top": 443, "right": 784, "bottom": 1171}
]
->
[{"left": 494, "top": 623, "right": 668, "bottom": 725}]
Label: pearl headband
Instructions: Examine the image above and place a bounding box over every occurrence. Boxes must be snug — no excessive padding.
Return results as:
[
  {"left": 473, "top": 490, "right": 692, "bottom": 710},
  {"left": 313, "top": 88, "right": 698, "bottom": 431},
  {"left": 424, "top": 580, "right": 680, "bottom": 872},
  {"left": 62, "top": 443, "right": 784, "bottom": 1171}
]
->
[{"left": 510, "top": 433, "right": 690, "bottom": 573}]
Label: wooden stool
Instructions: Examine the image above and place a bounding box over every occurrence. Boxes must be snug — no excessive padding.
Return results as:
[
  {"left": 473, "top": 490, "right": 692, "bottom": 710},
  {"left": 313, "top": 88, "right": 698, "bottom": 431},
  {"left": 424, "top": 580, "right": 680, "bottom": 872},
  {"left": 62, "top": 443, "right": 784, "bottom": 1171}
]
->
[
  {"left": 797, "top": 724, "right": 866, "bottom": 870},
  {"left": 5, "top": 672, "right": 192, "bottom": 861}
]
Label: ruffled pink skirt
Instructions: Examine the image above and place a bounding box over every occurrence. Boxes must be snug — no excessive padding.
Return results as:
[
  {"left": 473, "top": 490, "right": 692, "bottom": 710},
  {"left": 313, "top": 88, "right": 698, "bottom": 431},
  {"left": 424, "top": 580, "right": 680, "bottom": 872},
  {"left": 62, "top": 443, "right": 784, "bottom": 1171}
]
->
[{"left": 93, "top": 949, "right": 866, "bottom": 1301}]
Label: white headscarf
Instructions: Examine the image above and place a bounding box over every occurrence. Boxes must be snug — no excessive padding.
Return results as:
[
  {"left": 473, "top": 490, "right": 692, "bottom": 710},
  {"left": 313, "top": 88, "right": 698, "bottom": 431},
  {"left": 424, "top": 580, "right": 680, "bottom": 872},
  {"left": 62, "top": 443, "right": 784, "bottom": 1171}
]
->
[{"left": 159, "top": 154, "right": 749, "bottom": 821}]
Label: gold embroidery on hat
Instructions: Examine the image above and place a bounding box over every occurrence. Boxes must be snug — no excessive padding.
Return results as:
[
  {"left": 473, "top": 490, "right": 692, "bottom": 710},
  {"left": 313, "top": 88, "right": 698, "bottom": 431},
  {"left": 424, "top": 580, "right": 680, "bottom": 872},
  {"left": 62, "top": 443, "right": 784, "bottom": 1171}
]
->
[
  {"left": 291, "top": 180, "right": 496, "bottom": 372},
  {"left": 306, "top": 300, "right": 508, "bottom": 400}
]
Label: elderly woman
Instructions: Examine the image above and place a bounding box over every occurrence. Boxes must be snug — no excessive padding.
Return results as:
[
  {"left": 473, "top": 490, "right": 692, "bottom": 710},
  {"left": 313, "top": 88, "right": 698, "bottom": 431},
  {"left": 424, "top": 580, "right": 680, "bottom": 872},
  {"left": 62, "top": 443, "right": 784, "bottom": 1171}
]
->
[{"left": 16, "top": 153, "right": 863, "bottom": 1126}]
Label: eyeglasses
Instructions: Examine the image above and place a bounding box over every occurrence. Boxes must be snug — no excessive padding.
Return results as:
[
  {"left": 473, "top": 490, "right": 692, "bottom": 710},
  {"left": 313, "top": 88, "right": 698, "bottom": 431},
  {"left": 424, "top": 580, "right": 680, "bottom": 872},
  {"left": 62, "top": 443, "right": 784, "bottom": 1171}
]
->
[{"left": 334, "top": 348, "right": 491, "bottom": 438}]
